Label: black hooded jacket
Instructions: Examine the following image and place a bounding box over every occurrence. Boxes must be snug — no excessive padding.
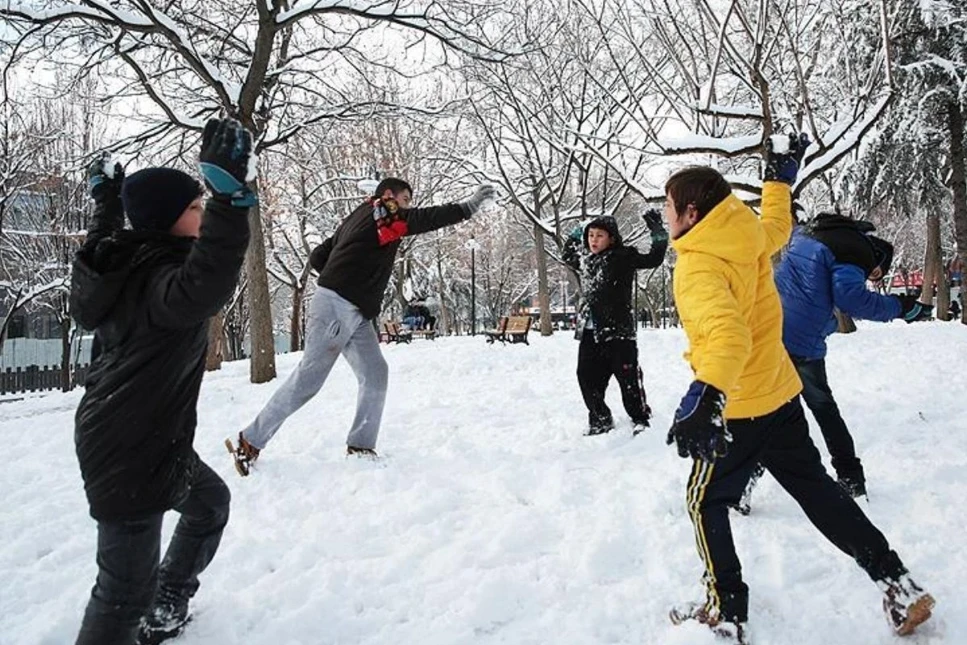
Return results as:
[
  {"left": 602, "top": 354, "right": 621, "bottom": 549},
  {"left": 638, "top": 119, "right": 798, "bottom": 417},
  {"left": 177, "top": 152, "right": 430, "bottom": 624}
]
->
[
  {"left": 562, "top": 215, "right": 668, "bottom": 342},
  {"left": 71, "top": 196, "right": 249, "bottom": 520}
]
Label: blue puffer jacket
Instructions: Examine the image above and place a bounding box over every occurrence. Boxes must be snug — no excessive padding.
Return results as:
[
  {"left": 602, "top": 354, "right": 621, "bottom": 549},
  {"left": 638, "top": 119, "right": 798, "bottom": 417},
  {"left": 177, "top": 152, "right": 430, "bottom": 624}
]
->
[{"left": 775, "top": 228, "right": 901, "bottom": 360}]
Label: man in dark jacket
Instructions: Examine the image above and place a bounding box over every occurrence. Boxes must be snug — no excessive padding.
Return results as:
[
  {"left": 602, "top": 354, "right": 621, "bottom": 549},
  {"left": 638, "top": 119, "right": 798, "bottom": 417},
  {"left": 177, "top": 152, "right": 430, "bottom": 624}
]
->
[
  {"left": 229, "top": 178, "right": 494, "bottom": 474},
  {"left": 562, "top": 210, "right": 668, "bottom": 435},
  {"left": 772, "top": 213, "right": 932, "bottom": 498},
  {"left": 72, "top": 118, "right": 254, "bottom": 645}
]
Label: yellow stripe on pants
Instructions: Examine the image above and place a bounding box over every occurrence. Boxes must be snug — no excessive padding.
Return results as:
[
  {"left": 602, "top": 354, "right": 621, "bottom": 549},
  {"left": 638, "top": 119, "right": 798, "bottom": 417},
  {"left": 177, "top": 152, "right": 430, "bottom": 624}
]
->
[{"left": 686, "top": 458, "right": 719, "bottom": 617}]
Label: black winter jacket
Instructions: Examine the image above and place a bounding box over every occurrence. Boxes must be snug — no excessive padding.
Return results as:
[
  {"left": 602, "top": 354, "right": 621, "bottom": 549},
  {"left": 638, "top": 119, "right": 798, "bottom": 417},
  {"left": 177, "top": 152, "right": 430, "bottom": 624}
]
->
[
  {"left": 310, "top": 200, "right": 470, "bottom": 319},
  {"left": 562, "top": 216, "right": 668, "bottom": 342},
  {"left": 71, "top": 195, "right": 249, "bottom": 520}
]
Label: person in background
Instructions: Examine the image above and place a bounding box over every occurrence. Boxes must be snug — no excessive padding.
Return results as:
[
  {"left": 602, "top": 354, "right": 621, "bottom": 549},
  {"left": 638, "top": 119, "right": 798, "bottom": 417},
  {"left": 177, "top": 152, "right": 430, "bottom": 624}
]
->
[{"left": 561, "top": 210, "right": 668, "bottom": 436}]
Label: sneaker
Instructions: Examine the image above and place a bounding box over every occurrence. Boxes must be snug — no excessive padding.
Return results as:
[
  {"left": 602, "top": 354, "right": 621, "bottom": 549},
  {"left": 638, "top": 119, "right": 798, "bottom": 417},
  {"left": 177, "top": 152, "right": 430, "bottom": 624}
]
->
[
  {"left": 669, "top": 602, "right": 749, "bottom": 644},
  {"left": 347, "top": 446, "right": 378, "bottom": 459},
  {"left": 879, "top": 574, "right": 935, "bottom": 635},
  {"left": 137, "top": 590, "right": 191, "bottom": 645},
  {"left": 838, "top": 475, "right": 867, "bottom": 499},
  {"left": 225, "top": 433, "right": 260, "bottom": 477}
]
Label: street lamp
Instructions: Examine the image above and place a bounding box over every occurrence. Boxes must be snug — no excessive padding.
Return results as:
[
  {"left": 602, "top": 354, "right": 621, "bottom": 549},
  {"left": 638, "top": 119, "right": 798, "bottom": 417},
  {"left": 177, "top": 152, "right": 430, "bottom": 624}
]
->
[{"left": 465, "top": 236, "right": 481, "bottom": 335}]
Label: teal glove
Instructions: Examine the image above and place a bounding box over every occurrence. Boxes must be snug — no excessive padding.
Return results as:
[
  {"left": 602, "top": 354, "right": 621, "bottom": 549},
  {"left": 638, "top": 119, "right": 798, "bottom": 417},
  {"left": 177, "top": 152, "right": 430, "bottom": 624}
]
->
[
  {"left": 198, "top": 118, "right": 257, "bottom": 208},
  {"left": 88, "top": 154, "right": 124, "bottom": 203}
]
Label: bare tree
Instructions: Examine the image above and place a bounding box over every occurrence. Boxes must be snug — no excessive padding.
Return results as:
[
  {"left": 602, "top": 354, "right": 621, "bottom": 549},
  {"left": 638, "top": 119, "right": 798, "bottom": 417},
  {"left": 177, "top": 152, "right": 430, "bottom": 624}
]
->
[{"left": 2, "top": 0, "right": 521, "bottom": 381}]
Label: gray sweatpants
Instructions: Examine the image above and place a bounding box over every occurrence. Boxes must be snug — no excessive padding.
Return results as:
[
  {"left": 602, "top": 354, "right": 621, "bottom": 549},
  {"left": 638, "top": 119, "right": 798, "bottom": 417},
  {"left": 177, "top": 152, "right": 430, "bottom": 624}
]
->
[{"left": 242, "top": 287, "right": 388, "bottom": 451}]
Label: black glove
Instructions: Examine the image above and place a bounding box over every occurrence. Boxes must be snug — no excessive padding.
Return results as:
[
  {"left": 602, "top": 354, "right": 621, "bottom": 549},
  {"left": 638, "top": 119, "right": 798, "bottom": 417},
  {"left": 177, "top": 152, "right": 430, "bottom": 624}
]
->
[
  {"left": 198, "top": 118, "right": 257, "bottom": 208},
  {"left": 642, "top": 208, "right": 668, "bottom": 242},
  {"left": 896, "top": 295, "right": 933, "bottom": 323},
  {"left": 88, "top": 153, "right": 124, "bottom": 203},
  {"left": 666, "top": 381, "right": 731, "bottom": 461},
  {"left": 461, "top": 184, "right": 496, "bottom": 216},
  {"left": 764, "top": 132, "right": 810, "bottom": 185}
]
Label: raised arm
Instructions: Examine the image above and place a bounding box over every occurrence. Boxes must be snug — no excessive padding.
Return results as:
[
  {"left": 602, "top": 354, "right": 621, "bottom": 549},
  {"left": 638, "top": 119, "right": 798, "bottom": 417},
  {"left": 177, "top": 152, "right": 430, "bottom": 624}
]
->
[
  {"left": 561, "top": 225, "right": 584, "bottom": 272},
  {"left": 629, "top": 209, "right": 669, "bottom": 269},
  {"left": 80, "top": 155, "right": 125, "bottom": 254},
  {"left": 147, "top": 118, "right": 254, "bottom": 328},
  {"left": 761, "top": 132, "right": 810, "bottom": 256}
]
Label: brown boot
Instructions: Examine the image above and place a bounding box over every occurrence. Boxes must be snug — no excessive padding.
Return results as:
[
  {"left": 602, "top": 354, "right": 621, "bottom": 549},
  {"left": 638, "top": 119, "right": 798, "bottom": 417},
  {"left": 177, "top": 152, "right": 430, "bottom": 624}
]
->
[
  {"left": 880, "top": 575, "right": 935, "bottom": 636},
  {"left": 225, "top": 433, "right": 260, "bottom": 477}
]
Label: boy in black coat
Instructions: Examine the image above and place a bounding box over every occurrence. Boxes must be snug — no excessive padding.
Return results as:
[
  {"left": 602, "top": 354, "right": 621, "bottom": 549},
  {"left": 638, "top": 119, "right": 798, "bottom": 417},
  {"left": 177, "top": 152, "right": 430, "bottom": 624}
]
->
[
  {"left": 72, "top": 118, "right": 254, "bottom": 645},
  {"left": 562, "top": 210, "right": 668, "bottom": 434}
]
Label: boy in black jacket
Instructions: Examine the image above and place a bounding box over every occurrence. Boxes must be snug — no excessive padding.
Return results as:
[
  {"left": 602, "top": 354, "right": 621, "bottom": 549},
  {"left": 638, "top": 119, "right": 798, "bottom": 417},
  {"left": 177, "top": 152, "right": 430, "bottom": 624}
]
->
[
  {"left": 72, "top": 118, "right": 254, "bottom": 645},
  {"left": 228, "top": 179, "right": 494, "bottom": 474},
  {"left": 562, "top": 210, "right": 668, "bottom": 435}
]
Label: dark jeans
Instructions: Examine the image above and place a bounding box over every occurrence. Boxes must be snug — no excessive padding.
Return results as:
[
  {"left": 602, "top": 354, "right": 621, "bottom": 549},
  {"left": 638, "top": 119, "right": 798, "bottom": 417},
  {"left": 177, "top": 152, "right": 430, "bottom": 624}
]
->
[
  {"left": 686, "top": 397, "right": 905, "bottom": 623},
  {"left": 76, "top": 459, "right": 230, "bottom": 645},
  {"left": 792, "top": 356, "right": 864, "bottom": 482},
  {"left": 577, "top": 331, "right": 649, "bottom": 429}
]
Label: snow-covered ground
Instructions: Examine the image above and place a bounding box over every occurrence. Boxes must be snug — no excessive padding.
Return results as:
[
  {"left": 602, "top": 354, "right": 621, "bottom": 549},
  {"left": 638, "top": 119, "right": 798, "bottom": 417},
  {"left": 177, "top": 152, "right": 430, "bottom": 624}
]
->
[{"left": 1, "top": 322, "right": 964, "bottom": 645}]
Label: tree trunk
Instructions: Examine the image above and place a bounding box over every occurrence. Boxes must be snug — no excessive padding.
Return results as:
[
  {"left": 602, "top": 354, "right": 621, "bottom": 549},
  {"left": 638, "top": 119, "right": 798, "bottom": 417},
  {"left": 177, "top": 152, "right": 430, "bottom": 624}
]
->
[
  {"left": 534, "top": 222, "right": 553, "bottom": 336},
  {"left": 435, "top": 245, "right": 451, "bottom": 335},
  {"left": 923, "top": 211, "right": 949, "bottom": 318},
  {"left": 245, "top": 196, "right": 277, "bottom": 383},
  {"left": 60, "top": 317, "right": 71, "bottom": 392},
  {"left": 289, "top": 284, "right": 303, "bottom": 353},
  {"left": 206, "top": 311, "right": 225, "bottom": 371},
  {"left": 947, "top": 99, "right": 967, "bottom": 325}
]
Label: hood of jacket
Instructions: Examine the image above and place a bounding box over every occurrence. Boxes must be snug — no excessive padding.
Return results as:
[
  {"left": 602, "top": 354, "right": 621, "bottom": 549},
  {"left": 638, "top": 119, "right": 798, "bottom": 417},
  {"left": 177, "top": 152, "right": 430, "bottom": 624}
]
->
[
  {"left": 671, "top": 193, "right": 764, "bottom": 264},
  {"left": 70, "top": 231, "right": 194, "bottom": 331},
  {"left": 583, "top": 216, "right": 623, "bottom": 250}
]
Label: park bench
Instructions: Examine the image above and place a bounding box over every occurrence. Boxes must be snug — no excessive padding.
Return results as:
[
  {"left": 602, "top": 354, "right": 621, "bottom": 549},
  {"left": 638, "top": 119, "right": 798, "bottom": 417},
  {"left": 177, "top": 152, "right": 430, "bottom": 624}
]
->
[
  {"left": 484, "top": 315, "right": 530, "bottom": 345},
  {"left": 382, "top": 322, "right": 413, "bottom": 344}
]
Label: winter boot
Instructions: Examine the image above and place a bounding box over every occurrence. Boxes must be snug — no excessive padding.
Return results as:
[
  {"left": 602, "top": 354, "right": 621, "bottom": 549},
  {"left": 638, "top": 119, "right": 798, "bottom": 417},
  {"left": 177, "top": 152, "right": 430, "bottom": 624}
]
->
[
  {"left": 225, "top": 432, "right": 260, "bottom": 477},
  {"left": 347, "top": 445, "right": 378, "bottom": 459},
  {"left": 879, "top": 574, "right": 935, "bottom": 636},
  {"left": 584, "top": 421, "right": 615, "bottom": 436},
  {"left": 669, "top": 602, "right": 750, "bottom": 644},
  {"left": 137, "top": 588, "right": 191, "bottom": 645}
]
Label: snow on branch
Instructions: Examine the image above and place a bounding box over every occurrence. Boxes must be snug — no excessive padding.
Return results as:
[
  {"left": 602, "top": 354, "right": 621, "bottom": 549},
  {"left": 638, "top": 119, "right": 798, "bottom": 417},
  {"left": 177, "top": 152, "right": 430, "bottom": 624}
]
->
[
  {"left": 696, "top": 103, "right": 764, "bottom": 120},
  {"left": 659, "top": 132, "right": 762, "bottom": 157}
]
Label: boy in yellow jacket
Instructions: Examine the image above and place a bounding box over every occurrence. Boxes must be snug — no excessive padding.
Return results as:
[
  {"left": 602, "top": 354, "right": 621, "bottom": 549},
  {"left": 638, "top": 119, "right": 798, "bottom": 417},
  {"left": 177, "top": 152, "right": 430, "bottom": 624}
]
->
[{"left": 663, "top": 135, "right": 934, "bottom": 644}]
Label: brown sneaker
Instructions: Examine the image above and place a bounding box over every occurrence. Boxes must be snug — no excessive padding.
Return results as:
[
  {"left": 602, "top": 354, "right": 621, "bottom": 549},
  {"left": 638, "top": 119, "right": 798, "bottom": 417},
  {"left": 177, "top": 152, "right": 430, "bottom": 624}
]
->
[
  {"left": 225, "top": 433, "right": 260, "bottom": 477},
  {"left": 880, "top": 575, "right": 935, "bottom": 635},
  {"left": 670, "top": 602, "right": 750, "bottom": 644},
  {"left": 347, "top": 446, "right": 378, "bottom": 460}
]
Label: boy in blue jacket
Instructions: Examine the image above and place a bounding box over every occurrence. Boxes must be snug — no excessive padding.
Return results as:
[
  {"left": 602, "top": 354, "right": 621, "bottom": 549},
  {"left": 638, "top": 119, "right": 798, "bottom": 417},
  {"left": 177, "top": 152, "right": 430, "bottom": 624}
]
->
[{"left": 772, "top": 213, "right": 931, "bottom": 498}]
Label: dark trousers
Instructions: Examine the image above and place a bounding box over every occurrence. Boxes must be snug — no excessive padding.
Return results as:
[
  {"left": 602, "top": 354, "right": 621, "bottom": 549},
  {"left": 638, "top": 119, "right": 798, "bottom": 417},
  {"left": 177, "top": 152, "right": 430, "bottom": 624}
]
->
[
  {"left": 76, "top": 459, "right": 230, "bottom": 645},
  {"left": 686, "top": 397, "right": 905, "bottom": 623},
  {"left": 792, "top": 356, "right": 864, "bottom": 482},
  {"left": 577, "top": 331, "right": 649, "bottom": 429}
]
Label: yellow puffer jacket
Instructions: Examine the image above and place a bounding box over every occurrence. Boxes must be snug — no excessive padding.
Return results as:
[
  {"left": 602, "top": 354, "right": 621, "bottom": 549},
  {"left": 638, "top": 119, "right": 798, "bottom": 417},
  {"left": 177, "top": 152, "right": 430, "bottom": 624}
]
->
[{"left": 671, "top": 181, "right": 802, "bottom": 419}]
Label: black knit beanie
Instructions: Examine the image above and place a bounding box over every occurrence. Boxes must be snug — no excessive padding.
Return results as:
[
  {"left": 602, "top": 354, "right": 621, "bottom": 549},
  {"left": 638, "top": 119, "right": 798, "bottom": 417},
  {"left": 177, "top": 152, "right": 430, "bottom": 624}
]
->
[{"left": 121, "top": 168, "right": 203, "bottom": 232}]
